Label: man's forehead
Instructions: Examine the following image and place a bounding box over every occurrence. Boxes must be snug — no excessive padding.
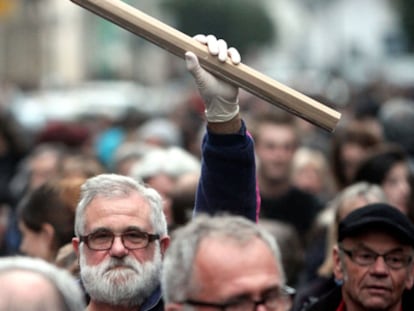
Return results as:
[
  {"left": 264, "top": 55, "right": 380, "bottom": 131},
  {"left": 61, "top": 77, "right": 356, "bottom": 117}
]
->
[
  {"left": 84, "top": 194, "right": 152, "bottom": 227},
  {"left": 343, "top": 230, "right": 413, "bottom": 249},
  {"left": 193, "top": 236, "right": 282, "bottom": 296},
  {"left": 197, "top": 236, "right": 275, "bottom": 261}
]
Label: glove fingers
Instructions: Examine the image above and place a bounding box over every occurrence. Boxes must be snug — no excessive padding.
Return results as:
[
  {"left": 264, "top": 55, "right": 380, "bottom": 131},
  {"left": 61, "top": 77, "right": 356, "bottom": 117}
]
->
[
  {"left": 228, "top": 47, "right": 241, "bottom": 65},
  {"left": 217, "top": 39, "right": 228, "bottom": 62},
  {"left": 206, "top": 35, "right": 219, "bottom": 55},
  {"left": 193, "top": 34, "right": 208, "bottom": 44}
]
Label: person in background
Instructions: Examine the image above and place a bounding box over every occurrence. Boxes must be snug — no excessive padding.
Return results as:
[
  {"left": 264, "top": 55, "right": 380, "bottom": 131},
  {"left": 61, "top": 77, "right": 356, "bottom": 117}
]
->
[
  {"left": 330, "top": 120, "right": 383, "bottom": 191},
  {"left": 5, "top": 142, "right": 67, "bottom": 253},
  {"left": 353, "top": 144, "right": 412, "bottom": 215},
  {"left": 378, "top": 99, "right": 414, "bottom": 224},
  {"left": 259, "top": 218, "right": 305, "bottom": 288},
  {"left": 0, "top": 112, "right": 28, "bottom": 208},
  {"left": 17, "top": 176, "right": 84, "bottom": 262},
  {"left": 379, "top": 98, "right": 414, "bottom": 171},
  {"left": 252, "top": 111, "right": 323, "bottom": 242},
  {"left": 168, "top": 171, "right": 200, "bottom": 230},
  {"left": 302, "top": 203, "right": 414, "bottom": 311},
  {"left": 291, "top": 146, "right": 336, "bottom": 205},
  {"left": 14, "top": 143, "right": 67, "bottom": 194},
  {"left": 61, "top": 152, "right": 106, "bottom": 179},
  {"left": 130, "top": 146, "right": 201, "bottom": 228},
  {"left": 162, "top": 215, "right": 295, "bottom": 311},
  {"left": 0, "top": 256, "right": 85, "bottom": 311}
]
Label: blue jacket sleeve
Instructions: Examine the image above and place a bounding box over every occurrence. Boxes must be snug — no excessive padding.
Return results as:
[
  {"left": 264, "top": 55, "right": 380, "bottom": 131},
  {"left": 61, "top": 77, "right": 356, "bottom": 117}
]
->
[{"left": 193, "top": 120, "right": 260, "bottom": 222}]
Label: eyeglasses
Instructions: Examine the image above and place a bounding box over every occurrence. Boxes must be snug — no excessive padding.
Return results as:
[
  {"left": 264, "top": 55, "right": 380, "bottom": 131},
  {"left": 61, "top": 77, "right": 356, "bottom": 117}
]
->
[
  {"left": 339, "top": 246, "right": 413, "bottom": 270},
  {"left": 79, "top": 229, "right": 160, "bottom": 251},
  {"left": 180, "top": 286, "right": 295, "bottom": 311}
]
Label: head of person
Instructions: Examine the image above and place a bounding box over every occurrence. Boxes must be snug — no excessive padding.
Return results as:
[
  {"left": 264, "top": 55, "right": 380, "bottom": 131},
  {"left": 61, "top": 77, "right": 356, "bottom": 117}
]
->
[
  {"left": 353, "top": 145, "right": 412, "bottom": 214},
  {"left": 331, "top": 120, "right": 383, "bottom": 189},
  {"left": 333, "top": 203, "right": 414, "bottom": 311},
  {"left": 18, "top": 176, "right": 85, "bottom": 262},
  {"left": 162, "top": 215, "right": 294, "bottom": 311},
  {"left": 318, "top": 182, "right": 387, "bottom": 277},
  {"left": 379, "top": 97, "right": 414, "bottom": 158},
  {"left": 72, "top": 173, "right": 170, "bottom": 308},
  {"left": 27, "top": 143, "right": 67, "bottom": 191},
  {"left": 61, "top": 152, "right": 105, "bottom": 179},
  {"left": 0, "top": 256, "right": 85, "bottom": 311},
  {"left": 290, "top": 146, "right": 336, "bottom": 202},
  {"left": 131, "top": 146, "right": 201, "bottom": 228},
  {"left": 252, "top": 111, "right": 299, "bottom": 184}
]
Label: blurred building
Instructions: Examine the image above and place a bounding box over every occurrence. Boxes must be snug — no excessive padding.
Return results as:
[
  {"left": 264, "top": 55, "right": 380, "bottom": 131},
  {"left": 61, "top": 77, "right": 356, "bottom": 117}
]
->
[
  {"left": 0, "top": 0, "right": 412, "bottom": 89},
  {"left": 259, "top": 0, "right": 406, "bottom": 86},
  {"left": 0, "top": 0, "right": 174, "bottom": 88}
]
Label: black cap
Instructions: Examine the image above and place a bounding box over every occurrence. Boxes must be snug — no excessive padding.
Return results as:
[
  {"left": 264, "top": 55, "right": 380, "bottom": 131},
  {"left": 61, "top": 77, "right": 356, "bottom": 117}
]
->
[{"left": 338, "top": 203, "right": 414, "bottom": 246}]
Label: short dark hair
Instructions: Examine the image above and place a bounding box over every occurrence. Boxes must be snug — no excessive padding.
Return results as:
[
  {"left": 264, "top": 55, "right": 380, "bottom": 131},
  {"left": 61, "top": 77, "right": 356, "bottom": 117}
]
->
[
  {"left": 18, "top": 177, "right": 84, "bottom": 254},
  {"left": 353, "top": 144, "right": 408, "bottom": 185}
]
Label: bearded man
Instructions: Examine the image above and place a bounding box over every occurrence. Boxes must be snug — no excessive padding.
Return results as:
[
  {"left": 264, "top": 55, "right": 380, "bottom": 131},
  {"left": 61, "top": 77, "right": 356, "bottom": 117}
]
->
[{"left": 72, "top": 174, "right": 169, "bottom": 311}]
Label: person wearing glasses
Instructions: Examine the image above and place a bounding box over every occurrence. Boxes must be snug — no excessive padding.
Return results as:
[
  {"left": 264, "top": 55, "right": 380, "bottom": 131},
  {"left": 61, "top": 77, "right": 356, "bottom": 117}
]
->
[
  {"left": 71, "top": 34, "right": 259, "bottom": 311},
  {"left": 72, "top": 174, "right": 169, "bottom": 311},
  {"left": 303, "top": 203, "right": 414, "bottom": 311},
  {"left": 162, "top": 214, "right": 295, "bottom": 311}
]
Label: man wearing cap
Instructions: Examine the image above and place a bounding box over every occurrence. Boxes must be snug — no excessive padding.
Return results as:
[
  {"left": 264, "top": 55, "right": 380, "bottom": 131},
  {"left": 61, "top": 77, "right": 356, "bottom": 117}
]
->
[{"left": 303, "top": 203, "right": 414, "bottom": 311}]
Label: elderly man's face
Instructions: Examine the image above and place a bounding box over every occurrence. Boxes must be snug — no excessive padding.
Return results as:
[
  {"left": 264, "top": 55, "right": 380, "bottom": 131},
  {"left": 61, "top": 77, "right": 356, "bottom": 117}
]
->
[
  {"left": 186, "top": 236, "right": 291, "bottom": 311},
  {"left": 333, "top": 231, "right": 414, "bottom": 311},
  {"left": 73, "top": 192, "right": 169, "bottom": 307}
]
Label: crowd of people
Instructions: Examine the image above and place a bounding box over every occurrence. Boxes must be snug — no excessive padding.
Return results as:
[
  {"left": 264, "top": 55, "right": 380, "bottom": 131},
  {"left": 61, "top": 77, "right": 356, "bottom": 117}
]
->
[{"left": 0, "top": 34, "right": 413, "bottom": 311}]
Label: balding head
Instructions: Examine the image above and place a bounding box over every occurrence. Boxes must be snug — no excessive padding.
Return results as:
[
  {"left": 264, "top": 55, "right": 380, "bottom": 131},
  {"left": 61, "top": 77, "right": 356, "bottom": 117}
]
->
[
  {"left": 0, "top": 256, "right": 85, "bottom": 311},
  {"left": 0, "top": 269, "right": 64, "bottom": 311}
]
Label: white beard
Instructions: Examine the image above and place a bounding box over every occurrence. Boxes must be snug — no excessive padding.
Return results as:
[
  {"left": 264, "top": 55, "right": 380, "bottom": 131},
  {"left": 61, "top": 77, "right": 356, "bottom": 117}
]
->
[{"left": 79, "top": 244, "right": 162, "bottom": 308}]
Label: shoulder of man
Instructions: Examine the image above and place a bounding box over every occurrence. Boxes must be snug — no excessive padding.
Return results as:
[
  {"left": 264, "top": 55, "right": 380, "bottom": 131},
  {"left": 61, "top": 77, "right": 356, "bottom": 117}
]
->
[
  {"left": 300, "top": 286, "right": 342, "bottom": 311},
  {"left": 403, "top": 287, "right": 414, "bottom": 310},
  {"left": 140, "top": 286, "right": 164, "bottom": 311}
]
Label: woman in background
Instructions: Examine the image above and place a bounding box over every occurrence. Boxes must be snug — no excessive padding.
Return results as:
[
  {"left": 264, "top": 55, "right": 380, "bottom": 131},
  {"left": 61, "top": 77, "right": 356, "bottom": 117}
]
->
[
  {"left": 353, "top": 144, "right": 412, "bottom": 215},
  {"left": 17, "top": 176, "right": 84, "bottom": 263}
]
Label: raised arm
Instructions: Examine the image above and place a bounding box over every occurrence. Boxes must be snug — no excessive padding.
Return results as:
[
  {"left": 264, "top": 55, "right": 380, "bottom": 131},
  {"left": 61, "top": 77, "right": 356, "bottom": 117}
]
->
[{"left": 188, "top": 35, "right": 259, "bottom": 222}]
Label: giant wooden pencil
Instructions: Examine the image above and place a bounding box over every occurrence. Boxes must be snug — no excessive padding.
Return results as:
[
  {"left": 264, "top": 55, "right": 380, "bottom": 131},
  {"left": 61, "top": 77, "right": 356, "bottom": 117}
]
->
[{"left": 70, "top": 0, "right": 341, "bottom": 131}]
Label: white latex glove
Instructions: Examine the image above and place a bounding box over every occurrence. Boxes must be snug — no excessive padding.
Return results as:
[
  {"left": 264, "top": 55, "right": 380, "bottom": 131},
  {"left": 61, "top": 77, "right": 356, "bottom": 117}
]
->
[{"left": 185, "top": 34, "right": 241, "bottom": 123}]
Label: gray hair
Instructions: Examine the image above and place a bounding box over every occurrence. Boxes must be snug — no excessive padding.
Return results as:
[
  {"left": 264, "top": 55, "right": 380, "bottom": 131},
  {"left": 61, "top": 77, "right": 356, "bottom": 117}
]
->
[
  {"left": 162, "top": 215, "right": 286, "bottom": 303},
  {"left": 74, "top": 174, "right": 167, "bottom": 237},
  {"left": 0, "top": 256, "right": 85, "bottom": 311},
  {"left": 317, "top": 182, "right": 387, "bottom": 277},
  {"left": 332, "top": 181, "right": 387, "bottom": 224}
]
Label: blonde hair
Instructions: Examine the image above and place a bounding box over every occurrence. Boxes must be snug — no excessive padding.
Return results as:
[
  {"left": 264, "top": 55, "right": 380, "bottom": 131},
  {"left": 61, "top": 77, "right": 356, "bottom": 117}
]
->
[{"left": 291, "top": 147, "right": 336, "bottom": 200}]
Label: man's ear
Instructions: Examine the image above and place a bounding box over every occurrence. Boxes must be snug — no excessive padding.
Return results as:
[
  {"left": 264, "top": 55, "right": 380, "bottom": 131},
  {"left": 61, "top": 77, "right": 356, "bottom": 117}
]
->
[
  {"left": 165, "top": 303, "right": 183, "bottom": 311},
  {"left": 41, "top": 223, "right": 55, "bottom": 247},
  {"left": 405, "top": 262, "right": 414, "bottom": 290},
  {"left": 72, "top": 237, "right": 80, "bottom": 256},
  {"left": 333, "top": 245, "right": 344, "bottom": 281},
  {"left": 160, "top": 236, "right": 171, "bottom": 258}
]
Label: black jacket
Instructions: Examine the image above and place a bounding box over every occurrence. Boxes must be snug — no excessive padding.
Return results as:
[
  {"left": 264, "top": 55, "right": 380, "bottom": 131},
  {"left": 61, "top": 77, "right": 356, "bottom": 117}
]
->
[{"left": 302, "top": 285, "right": 414, "bottom": 311}]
